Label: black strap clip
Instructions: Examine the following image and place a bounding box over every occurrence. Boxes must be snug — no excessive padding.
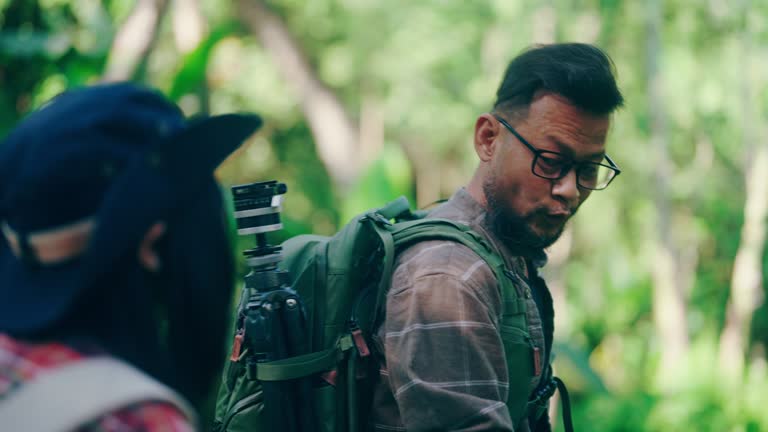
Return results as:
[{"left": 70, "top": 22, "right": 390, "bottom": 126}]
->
[{"left": 527, "top": 376, "right": 574, "bottom": 432}]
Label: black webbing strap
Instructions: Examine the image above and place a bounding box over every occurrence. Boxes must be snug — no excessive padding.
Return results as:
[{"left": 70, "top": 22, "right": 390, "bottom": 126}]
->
[
  {"left": 527, "top": 376, "right": 574, "bottom": 432},
  {"left": 553, "top": 377, "right": 574, "bottom": 432}
]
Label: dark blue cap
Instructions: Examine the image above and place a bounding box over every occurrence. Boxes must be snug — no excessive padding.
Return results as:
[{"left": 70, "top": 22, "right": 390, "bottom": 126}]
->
[{"left": 0, "top": 82, "right": 262, "bottom": 333}]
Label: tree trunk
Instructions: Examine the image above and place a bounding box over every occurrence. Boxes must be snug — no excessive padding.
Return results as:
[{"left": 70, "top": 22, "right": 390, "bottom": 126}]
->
[
  {"left": 171, "top": 0, "right": 210, "bottom": 114},
  {"left": 358, "top": 92, "right": 384, "bottom": 170},
  {"left": 531, "top": 1, "right": 557, "bottom": 44},
  {"left": 719, "top": 147, "right": 768, "bottom": 376},
  {"left": 103, "top": 0, "right": 170, "bottom": 82},
  {"left": 236, "top": 0, "right": 360, "bottom": 192},
  {"left": 172, "top": 0, "right": 206, "bottom": 52},
  {"left": 399, "top": 137, "right": 442, "bottom": 208},
  {"left": 718, "top": 3, "right": 766, "bottom": 377},
  {"left": 646, "top": 0, "right": 689, "bottom": 386}
]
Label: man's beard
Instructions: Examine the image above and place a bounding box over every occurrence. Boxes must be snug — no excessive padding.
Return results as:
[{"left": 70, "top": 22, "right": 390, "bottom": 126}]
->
[{"left": 483, "top": 178, "right": 570, "bottom": 258}]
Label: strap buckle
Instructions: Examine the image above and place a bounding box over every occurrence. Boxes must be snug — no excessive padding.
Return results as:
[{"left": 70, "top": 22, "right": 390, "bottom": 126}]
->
[
  {"left": 362, "top": 212, "right": 392, "bottom": 226},
  {"left": 529, "top": 377, "right": 558, "bottom": 405},
  {"left": 526, "top": 378, "right": 558, "bottom": 420},
  {"left": 526, "top": 377, "right": 575, "bottom": 432}
]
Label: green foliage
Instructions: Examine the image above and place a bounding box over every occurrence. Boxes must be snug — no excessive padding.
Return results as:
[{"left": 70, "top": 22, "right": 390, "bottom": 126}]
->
[
  {"left": 168, "top": 24, "right": 236, "bottom": 103},
  {"left": 340, "top": 144, "right": 414, "bottom": 223},
  {"left": 2, "top": 0, "right": 768, "bottom": 430},
  {"left": 567, "top": 339, "right": 768, "bottom": 431}
]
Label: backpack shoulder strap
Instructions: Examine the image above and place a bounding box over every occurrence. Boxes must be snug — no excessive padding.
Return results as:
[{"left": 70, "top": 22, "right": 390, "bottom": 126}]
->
[
  {"left": 0, "top": 356, "right": 196, "bottom": 432},
  {"left": 366, "top": 216, "right": 511, "bottom": 329},
  {"left": 391, "top": 218, "right": 526, "bottom": 315},
  {"left": 392, "top": 218, "right": 509, "bottom": 282},
  {"left": 392, "top": 218, "right": 495, "bottom": 257}
]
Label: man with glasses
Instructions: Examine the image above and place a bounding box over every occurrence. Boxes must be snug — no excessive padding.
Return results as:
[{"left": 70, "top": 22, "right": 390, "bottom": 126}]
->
[{"left": 371, "top": 43, "right": 623, "bottom": 432}]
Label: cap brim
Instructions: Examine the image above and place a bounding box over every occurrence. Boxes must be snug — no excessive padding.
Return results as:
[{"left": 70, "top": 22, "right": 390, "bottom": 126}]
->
[
  {"left": 0, "top": 242, "right": 84, "bottom": 333},
  {"left": 163, "top": 113, "right": 263, "bottom": 183}
]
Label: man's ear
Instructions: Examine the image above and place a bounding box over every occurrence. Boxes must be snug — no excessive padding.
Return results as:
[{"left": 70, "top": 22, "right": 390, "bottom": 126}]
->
[
  {"left": 474, "top": 113, "right": 502, "bottom": 162},
  {"left": 138, "top": 221, "right": 166, "bottom": 272}
]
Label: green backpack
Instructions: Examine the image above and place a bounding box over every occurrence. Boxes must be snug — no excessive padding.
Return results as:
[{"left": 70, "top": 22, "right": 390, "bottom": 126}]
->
[{"left": 213, "top": 197, "right": 541, "bottom": 432}]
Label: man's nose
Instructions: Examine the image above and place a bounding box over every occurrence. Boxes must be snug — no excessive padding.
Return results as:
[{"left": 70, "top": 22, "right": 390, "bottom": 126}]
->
[{"left": 551, "top": 168, "right": 580, "bottom": 207}]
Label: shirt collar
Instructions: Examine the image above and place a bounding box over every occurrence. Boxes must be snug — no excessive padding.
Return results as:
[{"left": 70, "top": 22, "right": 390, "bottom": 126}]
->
[{"left": 439, "top": 188, "right": 548, "bottom": 270}]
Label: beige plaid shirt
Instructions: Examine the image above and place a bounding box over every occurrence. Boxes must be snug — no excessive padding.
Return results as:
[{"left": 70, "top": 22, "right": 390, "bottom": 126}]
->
[{"left": 370, "top": 188, "right": 551, "bottom": 432}]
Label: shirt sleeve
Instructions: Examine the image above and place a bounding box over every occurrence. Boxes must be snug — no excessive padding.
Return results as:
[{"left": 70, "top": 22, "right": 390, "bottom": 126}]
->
[
  {"left": 78, "top": 401, "right": 195, "bottom": 432},
  {"left": 383, "top": 244, "right": 515, "bottom": 432}
]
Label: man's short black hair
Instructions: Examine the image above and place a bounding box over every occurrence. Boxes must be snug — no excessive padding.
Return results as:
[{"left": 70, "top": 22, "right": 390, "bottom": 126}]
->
[{"left": 494, "top": 43, "right": 624, "bottom": 118}]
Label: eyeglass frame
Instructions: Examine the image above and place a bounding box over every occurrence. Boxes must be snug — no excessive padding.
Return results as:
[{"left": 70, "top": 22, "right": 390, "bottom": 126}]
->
[{"left": 492, "top": 113, "right": 621, "bottom": 190}]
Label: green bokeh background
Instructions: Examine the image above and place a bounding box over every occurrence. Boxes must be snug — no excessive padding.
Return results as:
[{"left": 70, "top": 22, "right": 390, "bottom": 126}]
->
[{"left": 2, "top": 0, "right": 768, "bottom": 430}]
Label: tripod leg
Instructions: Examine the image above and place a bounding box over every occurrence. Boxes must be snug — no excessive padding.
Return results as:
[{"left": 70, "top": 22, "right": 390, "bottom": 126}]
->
[
  {"left": 246, "top": 299, "right": 299, "bottom": 432},
  {"left": 282, "top": 296, "right": 316, "bottom": 432}
]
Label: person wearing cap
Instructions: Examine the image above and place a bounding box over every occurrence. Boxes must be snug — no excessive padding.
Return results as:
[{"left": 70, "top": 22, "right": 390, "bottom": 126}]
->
[{"left": 0, "top": 82, "right": 262, "bottom": 431}]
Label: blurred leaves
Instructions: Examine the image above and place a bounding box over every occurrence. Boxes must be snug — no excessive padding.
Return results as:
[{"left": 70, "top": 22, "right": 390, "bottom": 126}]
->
[
  {"left": 0, "top": 30, "right": 71, "bottom": 57},
  {"left": 168, "top": 24, "right": 234, "bottom": 101},
  {"left": 2, "top": 0, "right": 768, "bottom": 430}
]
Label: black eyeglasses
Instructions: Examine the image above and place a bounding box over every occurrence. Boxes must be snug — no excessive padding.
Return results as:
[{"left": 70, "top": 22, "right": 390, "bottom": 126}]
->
[{"left": 492, "top": 114, "right": 621, "bottom": 190}]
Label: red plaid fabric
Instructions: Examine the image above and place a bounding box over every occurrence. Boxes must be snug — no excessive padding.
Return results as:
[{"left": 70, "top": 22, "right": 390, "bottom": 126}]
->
[{"left": 0, "top": 334, "right": 194, "bottom": 432}]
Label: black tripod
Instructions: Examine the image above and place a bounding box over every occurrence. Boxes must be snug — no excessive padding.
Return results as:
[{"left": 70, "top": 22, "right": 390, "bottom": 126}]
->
[{"left": 232, "top": 181, "right": 315, "bottom": 432}]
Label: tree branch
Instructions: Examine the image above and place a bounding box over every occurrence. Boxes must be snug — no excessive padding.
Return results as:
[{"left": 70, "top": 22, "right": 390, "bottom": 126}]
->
[
  {"left": 103, "top": 0, "right": 170, "bottom": 82},
  {"left": 237, "top": 0, "right": 360, "bottom": 191}
]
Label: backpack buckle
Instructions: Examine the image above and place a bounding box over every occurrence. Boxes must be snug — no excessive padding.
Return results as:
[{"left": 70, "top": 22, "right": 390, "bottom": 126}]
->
[
  {"left": 321, "top": 369, "right": 338, "bottom": 387},
  {"left": 229, "top": 328, "right": 245, "bottom": 362},
  {"left": 526, "top": 378, "right": 558, "bottom": 421},
  {"left": 362, "top": 212, "right": 392, "bottom": 227},
  {"left": 349, "top": 321, "right": 371, "bottom": 357}
]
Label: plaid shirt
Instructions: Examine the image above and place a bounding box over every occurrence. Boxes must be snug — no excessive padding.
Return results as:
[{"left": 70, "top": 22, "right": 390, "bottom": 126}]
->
[
  {"left": 371, "top": 188, "right": 552, "bottom": 432},
  {"left": 0, "top": 334, "right": 194, "bottom": 432}
]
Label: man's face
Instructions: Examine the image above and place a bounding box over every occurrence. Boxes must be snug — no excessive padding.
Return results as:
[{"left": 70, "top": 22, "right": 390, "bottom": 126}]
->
[{"left": 482, "top": 92, "right": 610, "bottom": 253}]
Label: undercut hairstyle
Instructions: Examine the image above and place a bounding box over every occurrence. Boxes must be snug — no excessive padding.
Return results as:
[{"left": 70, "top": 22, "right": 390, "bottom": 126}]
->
[{"left": 494, "top": 43, "right": 624, "bottom": 120}]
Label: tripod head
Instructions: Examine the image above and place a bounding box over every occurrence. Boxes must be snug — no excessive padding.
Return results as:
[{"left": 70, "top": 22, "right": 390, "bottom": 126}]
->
[{"left": 231, "top": 180, "right": 290, "bottom": 291}]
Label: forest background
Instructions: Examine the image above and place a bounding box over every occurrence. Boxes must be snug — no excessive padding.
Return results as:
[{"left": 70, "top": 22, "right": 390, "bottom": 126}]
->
[{"left": 2, "top": 0, "right": 768, "bottom": 430}]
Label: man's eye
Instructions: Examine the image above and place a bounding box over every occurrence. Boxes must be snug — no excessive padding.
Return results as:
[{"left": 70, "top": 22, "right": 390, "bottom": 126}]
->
[
  {"left": 580, "top": 164, "right": 599, "bottom": 179},
  {"left": 537, "top": 155, "right": 564, "bottom": 174}
]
